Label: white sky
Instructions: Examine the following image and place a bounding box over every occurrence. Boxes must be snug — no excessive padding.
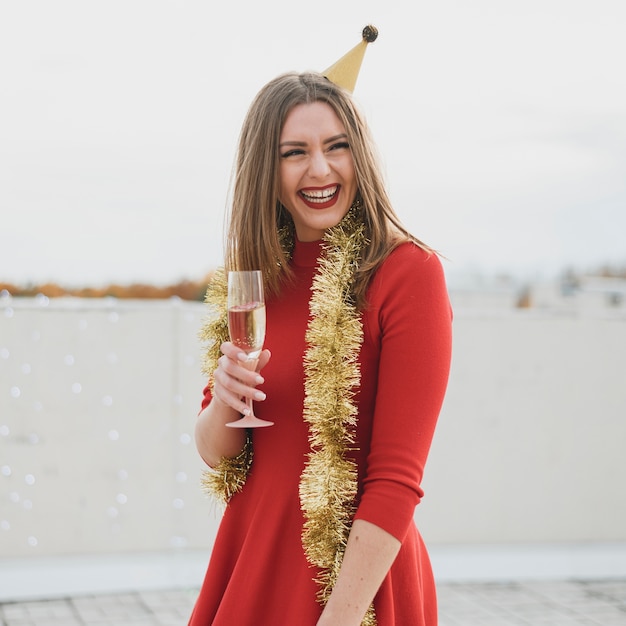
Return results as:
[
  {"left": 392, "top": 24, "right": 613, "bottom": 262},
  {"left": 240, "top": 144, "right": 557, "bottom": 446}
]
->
[{"left": 1, "top": 0, "right": 625, "bottom": 287}]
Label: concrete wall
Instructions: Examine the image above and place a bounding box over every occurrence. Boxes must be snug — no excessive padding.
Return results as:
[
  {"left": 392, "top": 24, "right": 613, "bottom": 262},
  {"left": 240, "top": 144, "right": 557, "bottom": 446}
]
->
[
  {"left": 1, "top": 297, "right": 211, "bottom": 559},
  {"left": 2, "top": 297, "right": 625, "bottom": 563},
  {"left": 419, "top": 310, "right": 626, "bottom": 546}
]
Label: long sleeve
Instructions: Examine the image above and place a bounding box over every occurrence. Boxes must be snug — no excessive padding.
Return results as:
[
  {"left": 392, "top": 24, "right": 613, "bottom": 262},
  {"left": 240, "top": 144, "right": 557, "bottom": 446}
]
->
[{"left": 354, "top": 243, "right": 453, "bottom": 542}]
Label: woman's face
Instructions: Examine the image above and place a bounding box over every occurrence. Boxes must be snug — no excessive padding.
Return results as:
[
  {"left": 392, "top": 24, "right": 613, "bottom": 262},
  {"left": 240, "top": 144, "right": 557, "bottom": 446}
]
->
[{"left": 278, "top": 101, "right": 357, "bottom": 242}]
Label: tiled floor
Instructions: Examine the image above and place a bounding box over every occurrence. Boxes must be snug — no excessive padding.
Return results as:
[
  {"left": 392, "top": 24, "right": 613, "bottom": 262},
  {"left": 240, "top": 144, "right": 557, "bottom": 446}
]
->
[
  {"left": 0, "top": 580, "right": 624, "bottom": 626},
  {"left": 0, "top": 589, "right": 196, "bottom": 626},
  {"left": 437, "top": 580, "right": 626, "bottom": 625}
]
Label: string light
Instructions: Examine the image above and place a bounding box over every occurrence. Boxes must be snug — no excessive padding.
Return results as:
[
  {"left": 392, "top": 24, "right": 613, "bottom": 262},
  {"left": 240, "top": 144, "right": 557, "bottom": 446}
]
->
[{"left": 0, "top": 296, "right": 207, "bottom": 558}]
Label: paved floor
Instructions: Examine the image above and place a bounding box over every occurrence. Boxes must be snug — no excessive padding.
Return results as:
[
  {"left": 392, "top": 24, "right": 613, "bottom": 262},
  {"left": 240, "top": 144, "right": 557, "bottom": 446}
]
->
[
  {"left": 0, "top": 580, "right": 625, "bottom": 626},
  {"left": 437, "top": 580, "right": 626, "bottom": 625}
]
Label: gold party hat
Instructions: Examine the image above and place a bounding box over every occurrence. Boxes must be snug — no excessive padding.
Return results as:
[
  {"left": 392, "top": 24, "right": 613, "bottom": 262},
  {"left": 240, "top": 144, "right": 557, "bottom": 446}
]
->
[{"left": 323, "top": 25, "right": 378, "bottom": 93}]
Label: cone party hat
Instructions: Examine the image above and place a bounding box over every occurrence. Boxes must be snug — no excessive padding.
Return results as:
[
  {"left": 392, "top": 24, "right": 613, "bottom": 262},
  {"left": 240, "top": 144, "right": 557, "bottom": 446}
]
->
[{"left": 323, "top": 25, "right": 378, "bottom": 93}]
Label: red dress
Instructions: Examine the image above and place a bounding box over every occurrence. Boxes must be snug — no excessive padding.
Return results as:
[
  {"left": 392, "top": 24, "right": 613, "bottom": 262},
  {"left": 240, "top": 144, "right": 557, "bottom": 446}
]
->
[{"left": 189, "top": 239, "right": 452, "bottom": 625}]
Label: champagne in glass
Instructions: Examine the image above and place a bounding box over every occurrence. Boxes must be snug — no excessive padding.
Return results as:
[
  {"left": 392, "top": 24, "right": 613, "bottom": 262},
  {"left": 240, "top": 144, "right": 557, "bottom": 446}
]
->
[{"left": 226, "top": 271, "right": 273, "bottom": 428}]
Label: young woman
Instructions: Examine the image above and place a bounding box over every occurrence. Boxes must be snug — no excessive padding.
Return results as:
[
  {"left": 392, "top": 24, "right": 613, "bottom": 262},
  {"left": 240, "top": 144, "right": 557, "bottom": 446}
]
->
[{"left": 190, "top": 70, "right": 452, "bottom": 626}]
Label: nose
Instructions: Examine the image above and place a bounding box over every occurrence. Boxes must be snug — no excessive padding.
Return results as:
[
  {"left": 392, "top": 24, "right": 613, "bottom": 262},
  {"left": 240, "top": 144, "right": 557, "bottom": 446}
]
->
[{"left": 308, "top": 150, "right": 331, "bottom": 179}]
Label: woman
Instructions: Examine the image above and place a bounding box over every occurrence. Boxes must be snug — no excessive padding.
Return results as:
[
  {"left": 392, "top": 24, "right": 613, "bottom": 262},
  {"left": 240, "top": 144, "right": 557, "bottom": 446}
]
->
[{"left": 190, "top": 70, "right": 452, "bottom": 626}]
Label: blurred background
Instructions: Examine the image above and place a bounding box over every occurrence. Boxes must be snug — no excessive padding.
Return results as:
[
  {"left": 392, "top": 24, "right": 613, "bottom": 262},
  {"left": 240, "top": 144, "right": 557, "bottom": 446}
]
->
[
  {"left": 1, "top": 0, "right": 625, "bottom": 288},
  {"left": 1, "top": 0, "right": 625, "bottom": 604}
]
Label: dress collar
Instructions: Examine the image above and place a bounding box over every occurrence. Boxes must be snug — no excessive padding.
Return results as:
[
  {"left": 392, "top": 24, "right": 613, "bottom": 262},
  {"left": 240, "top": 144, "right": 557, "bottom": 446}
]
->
[{"left": 291, "top": 238, "right": 323, "bottom": 268}]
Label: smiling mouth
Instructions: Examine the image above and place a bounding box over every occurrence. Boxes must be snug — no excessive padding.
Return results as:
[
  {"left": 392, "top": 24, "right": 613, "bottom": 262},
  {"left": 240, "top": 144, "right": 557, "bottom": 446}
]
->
[{"left": 299, "top": 185, "right": 339, "bottom": 208}]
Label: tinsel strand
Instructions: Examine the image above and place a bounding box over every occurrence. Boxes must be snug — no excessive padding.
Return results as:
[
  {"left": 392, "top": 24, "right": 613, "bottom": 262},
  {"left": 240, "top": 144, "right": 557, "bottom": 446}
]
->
[
  {"left": 199, "top": 267, "right": 229, "bottom": 388},
  {"left": 299, "top": 204, "right": 377, "bottom": 625},
  {"left": 200, "top": 431, "right": 253, "bottom": 505}
]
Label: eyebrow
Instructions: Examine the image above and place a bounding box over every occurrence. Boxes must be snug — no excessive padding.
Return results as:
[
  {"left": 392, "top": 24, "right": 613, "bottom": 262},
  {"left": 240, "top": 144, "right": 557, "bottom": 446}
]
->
[{"left": 279, "top": 133, "right": 348, "bottom": 149}]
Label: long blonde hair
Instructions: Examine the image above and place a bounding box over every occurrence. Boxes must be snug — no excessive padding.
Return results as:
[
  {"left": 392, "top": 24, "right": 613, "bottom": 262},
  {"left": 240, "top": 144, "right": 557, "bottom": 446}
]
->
[{"left": 226, "top": 71, "right": 430, "bottom": 306}]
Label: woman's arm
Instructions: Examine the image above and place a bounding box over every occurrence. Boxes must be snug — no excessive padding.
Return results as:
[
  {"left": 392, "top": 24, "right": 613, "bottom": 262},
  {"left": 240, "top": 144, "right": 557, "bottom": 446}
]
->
[
  {"left": 317, "top": 247, "right": 452, "bottom": 624},
  {"left": 316, "top": 519, "right": 401, "bottom": 626},
  {"left": 194, "top": 342, "right": 270, "bottom": 467}
]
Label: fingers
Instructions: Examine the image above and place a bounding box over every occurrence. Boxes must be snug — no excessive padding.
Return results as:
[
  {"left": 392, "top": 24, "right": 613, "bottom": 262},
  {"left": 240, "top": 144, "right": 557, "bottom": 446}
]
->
[
  {"left": 219, "top": 342, "right": 267, "bottom": 382},
  {"left": 257, "top": 348, "right": 271, "bottom": 371},
  {"left": 212, "top": 343, "right": 269, "bottom": 414},
  {"left": 212, "top": 367, "right": 259, "bottom": 416},
  {"left": 219, "top": 341, "right": 250, "bottom": 363}
]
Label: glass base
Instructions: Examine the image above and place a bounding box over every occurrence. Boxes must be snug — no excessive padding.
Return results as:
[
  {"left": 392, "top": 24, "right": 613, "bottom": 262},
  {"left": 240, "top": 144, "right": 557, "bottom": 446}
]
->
[{"left": 226, "top": 416, "right": 274, "bottom": 428}]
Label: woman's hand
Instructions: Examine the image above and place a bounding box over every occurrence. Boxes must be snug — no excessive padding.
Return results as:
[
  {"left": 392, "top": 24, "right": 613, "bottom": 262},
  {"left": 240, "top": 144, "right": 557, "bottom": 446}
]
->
[
  {"left": 195, "top": 342, "right": 271, "bottom": 467},
  {"left": 315, "top": 520, "right": 401, "bottom": 626},
  {"left": 211, "top": 342, "right": 271, "bottom": 416}
]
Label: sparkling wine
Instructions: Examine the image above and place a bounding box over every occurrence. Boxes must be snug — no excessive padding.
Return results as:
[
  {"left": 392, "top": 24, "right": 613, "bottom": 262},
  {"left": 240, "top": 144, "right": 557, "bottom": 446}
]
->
[
  {"left": 225, "top": 271, "right": 273, "bottom": 427},
  {"left": 228, "top": 302, "right": 266, "bottom": 358}
]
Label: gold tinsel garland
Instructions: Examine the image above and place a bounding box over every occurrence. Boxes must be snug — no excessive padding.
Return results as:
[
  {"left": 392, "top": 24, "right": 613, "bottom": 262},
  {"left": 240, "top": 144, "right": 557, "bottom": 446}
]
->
[
  {"left": 198, "top": 204, "right": 376, "bottom": 625},
  {"left": 199, "top": 266, "right": 228, "bottom": 392},
  {"left": 299, "top": 204, "right": 376, "bottom": 626}
]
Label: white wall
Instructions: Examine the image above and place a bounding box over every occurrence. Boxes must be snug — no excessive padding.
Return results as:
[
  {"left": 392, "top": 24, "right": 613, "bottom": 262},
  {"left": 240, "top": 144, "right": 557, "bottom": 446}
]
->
[
  {"left": 419, "top": 310, "right": 626, "bottom": 545},
  {"left": 1, "top": 297, "right": 213, "bottom": 560},
  {"left": 1, "top": 297, "right": 625, "bottom": 565}
]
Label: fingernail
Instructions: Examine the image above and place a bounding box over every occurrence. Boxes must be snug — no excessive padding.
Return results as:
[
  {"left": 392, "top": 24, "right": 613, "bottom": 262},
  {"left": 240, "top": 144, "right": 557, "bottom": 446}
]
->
[
  {"left": 237, "top": 352, "right": 248, "bottom": 361},
  {"left": 255, "top": 375, "right": 264, "bottom": 384},
  {"left": 254, "top": 391, "right": 266, "bottom": 401},
  {"left": 242, "top": 407, "right": 251, "bottom": 416}
]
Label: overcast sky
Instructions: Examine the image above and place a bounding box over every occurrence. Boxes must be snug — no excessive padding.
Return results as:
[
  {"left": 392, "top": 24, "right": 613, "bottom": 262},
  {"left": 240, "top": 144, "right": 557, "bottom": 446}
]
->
[{"left": 1, "top": 0, "right": 625, "bottom": 287}]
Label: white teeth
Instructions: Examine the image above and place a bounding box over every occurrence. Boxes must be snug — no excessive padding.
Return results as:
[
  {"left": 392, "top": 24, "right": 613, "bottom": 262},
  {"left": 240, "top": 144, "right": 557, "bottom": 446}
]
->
[{"left": 301, "top": 186, "right": 337, "bottom": 202}]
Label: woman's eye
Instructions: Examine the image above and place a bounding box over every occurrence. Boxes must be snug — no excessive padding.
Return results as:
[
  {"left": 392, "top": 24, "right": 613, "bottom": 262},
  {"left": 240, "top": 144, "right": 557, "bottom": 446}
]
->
[
  {"left": 281, "top": 149, "right": 305, "bottom": 158},
  {"left": 329, "top": 142, "right": 350, "bottom": 151}
]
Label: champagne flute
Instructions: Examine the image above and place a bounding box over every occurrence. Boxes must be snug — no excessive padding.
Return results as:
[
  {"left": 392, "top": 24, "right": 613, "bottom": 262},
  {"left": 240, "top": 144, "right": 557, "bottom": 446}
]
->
[{"left": 226, "top": 270, "right": 273, "bottom": 428}]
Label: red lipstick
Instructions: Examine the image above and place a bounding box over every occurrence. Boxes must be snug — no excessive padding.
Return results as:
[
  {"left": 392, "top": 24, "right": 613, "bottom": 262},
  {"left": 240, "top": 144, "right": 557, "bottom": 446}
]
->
[{"left": 298, "top": 184, "right": 340, "bottom": 210}]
